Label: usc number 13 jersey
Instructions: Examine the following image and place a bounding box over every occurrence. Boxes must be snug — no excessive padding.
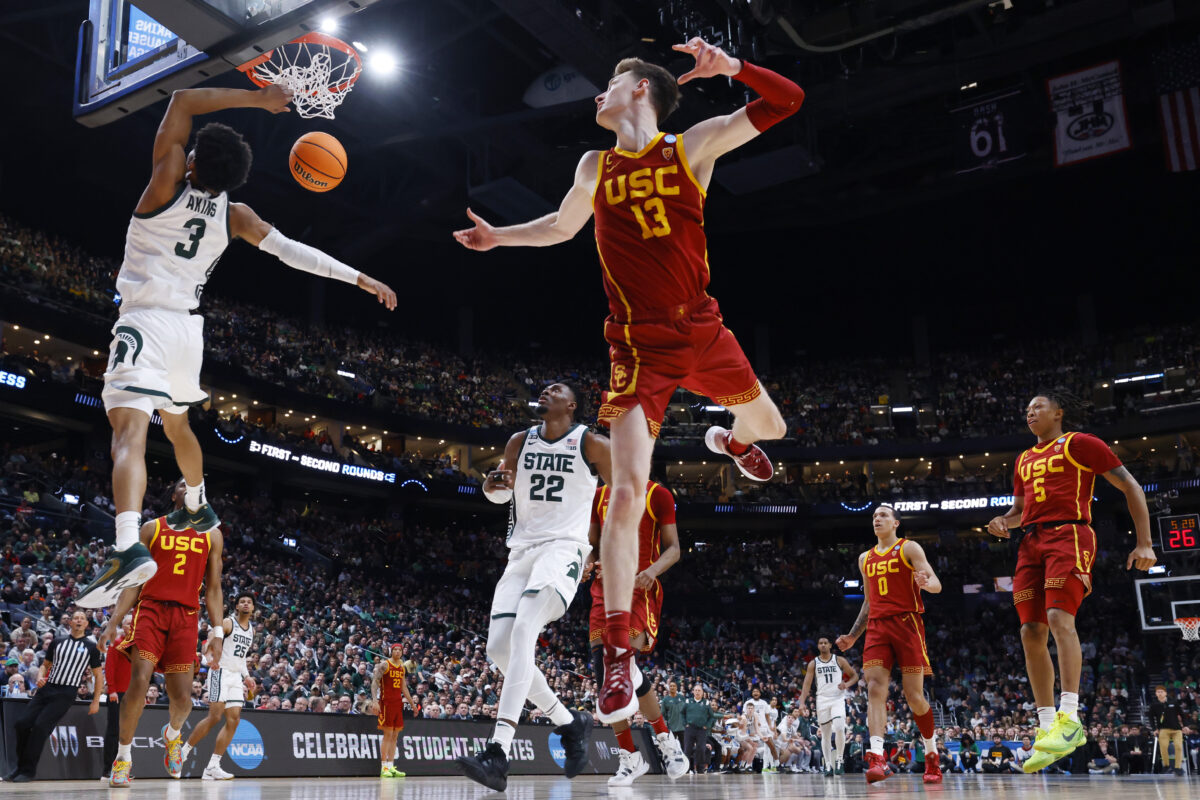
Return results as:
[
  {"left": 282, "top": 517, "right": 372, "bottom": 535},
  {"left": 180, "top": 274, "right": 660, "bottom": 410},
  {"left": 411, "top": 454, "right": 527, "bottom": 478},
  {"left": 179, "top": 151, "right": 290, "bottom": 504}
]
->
[
  {"left": 140, "top": 518, "right": 211, "bottom": 608},
  {"left": 592, "top": 132, "right": 710, "bottom": 320},
  {"left": 1013, "top": 431, "right": 1121, "bottom": 526}
]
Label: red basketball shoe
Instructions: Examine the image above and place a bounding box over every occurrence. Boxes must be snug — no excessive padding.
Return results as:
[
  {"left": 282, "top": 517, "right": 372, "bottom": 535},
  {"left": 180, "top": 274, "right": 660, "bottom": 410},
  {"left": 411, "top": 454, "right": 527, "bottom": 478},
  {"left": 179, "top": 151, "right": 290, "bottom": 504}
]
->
[
  {"left": 597, "top": 646, "right": 638, "bottom": 724},
  {"left": 864, "top": 752, "right": 893, "bottom": 784},
  {"left": 704, "top": 426, "right": 772, "bottom": 482},
  {"left": 923, "top": 753, "right": 943, "bottom": 784}
]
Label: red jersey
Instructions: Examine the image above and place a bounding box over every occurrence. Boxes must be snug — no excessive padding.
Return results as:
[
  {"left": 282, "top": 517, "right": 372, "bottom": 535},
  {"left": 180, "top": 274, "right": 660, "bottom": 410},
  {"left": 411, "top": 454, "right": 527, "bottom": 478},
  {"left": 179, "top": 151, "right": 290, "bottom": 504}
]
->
[
  {"left": 863, "top": 539, "right": 923, "bottom": 618},
  {"left": 1014, "top": 431, "right": 1121, "bottom": 526},
  {"left": 590, "top": 481, "right": 675, "bottom": 576},
  {"left": 592, "top": 132, "right": 710, "bottom": 320},
  {"left": 380, "top": 659, "right": 407, "bottom": 703},
  {"left": 105, "top": 637, "right": 131, "bottom": 692},
  {"left": 139, "top": 517, "right": 210, "bottom": 608}
]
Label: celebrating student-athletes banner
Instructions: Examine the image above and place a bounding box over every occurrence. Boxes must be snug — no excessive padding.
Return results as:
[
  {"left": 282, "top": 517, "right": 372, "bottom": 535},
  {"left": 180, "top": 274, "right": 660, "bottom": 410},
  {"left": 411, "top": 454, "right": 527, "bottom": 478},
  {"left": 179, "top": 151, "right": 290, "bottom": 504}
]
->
[
  {"left": 0, "top": 700, "right": 650, "bottom": 780},
  {"left": 950, "top": 88, "right": 1029, "bottom": 174},
  {"left": 1047, "top": 60, "right": 1132, "bottom": 166}
]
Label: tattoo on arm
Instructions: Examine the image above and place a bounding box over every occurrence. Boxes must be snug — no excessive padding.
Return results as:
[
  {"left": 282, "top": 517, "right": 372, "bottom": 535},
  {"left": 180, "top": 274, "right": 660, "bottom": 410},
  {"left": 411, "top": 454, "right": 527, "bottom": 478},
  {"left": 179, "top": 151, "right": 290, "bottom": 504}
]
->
[{"left": 849, "top": 599, "right": 869, "bottom": 639}]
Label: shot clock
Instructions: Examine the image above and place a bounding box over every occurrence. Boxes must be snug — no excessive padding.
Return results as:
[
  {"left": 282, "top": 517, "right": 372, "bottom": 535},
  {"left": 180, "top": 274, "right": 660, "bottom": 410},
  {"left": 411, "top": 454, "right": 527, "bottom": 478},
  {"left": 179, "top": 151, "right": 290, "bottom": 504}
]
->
[{"left": 1159, "top": 514, "right": 1200, "bottom": 553}]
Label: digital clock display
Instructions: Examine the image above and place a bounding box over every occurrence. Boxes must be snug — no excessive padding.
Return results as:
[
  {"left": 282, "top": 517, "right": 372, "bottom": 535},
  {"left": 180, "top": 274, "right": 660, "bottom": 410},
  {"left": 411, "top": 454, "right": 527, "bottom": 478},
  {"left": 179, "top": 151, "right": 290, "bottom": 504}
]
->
[{"left": 1159, "top": 514, "right": 1200, "bottom": 552}]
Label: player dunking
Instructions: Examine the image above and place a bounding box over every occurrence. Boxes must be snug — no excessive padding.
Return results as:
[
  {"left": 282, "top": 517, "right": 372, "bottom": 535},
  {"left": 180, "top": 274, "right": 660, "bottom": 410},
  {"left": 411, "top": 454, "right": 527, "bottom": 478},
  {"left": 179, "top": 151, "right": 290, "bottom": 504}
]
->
[
  {"left": 77, "top": 85, "right": 396, "bottom": 609},
  {"left": 798, "top": 636, "right": 858, "bottom": 776},
  {"left": 988, "top": 390, "right": 1155, "bottom": 772},
  {"left": 454, "top": 38, "right": 803, "bottom": 722},
  {"left": 836, "top": 504, "right": 943, "bottom": 785},
  {"left": 97, "top": 479, "right": 224, "bottom": 787},
  {"left": 180, "top": 592, "right": 256, "bottom": 780},
  {"left": 584, "top": 481, "right": 688, "bottom": 785},
  {"left": 455, "top": 384, "right": 611, "bottom": 790},
  {"left": 370, "top": 642, "right": 417, "bottom": 778}
]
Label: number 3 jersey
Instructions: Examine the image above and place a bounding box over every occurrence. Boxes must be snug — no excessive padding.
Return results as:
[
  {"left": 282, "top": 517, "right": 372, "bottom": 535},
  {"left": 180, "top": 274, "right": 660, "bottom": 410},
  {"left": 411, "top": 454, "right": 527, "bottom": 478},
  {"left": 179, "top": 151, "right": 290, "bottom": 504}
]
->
[
  {"left": 118, "top": 180, "right": 230, "bottom": 312},
  {"left": 592, "top": 132, "right": 710, "bottom": 321},
  {"left": 507, "top": 423, "right": 599, "bottom": 550},
  {"left": 218, "top": 618, "right": 254, "bottom": 676}
]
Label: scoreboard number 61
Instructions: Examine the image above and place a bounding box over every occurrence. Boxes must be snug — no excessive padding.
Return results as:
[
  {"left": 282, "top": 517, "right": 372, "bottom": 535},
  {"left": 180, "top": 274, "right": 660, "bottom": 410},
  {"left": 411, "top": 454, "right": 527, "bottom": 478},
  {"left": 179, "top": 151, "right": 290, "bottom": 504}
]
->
[{"left": 970, "top": 107, "right": 1009, "bottom": 159}]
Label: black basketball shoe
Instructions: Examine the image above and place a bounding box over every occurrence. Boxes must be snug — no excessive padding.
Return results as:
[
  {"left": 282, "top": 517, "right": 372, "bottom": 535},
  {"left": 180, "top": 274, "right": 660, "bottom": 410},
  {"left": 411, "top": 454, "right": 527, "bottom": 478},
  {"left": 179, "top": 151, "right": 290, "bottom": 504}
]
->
[
  {"left": 456, "top": 742, "right": 509, "bottom": 791},
  {"left": 555, "top": 709, "right": 594, "bottom": 778}
]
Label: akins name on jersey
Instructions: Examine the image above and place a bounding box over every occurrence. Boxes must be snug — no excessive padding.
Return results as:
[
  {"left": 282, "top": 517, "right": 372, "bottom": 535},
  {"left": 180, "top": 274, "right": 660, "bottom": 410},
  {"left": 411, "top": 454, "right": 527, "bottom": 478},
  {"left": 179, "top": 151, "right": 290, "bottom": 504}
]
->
[{"left": 507, "top": 423, "right": 597, "bottom": 549}]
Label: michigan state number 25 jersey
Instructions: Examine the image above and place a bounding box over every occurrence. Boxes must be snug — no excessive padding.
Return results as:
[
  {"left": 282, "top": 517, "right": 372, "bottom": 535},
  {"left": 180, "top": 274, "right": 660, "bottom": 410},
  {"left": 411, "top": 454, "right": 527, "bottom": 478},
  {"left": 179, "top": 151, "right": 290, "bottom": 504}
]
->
[
  {"left": 117, "top": 180, "right": 230, "bottom": 312},
  {"left": 508, "top": 423, "right": 598, "bottom": 549}
]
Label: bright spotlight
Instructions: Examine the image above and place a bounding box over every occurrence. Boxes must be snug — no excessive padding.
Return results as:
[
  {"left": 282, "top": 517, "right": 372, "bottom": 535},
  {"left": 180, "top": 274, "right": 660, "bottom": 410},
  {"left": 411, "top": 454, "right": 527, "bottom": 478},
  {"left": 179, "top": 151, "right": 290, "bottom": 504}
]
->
[
  {"left": 320, "top": 17, "right": 338, "bottom": 33},
  {"left": 368, "top": 50, "right": 399, "bottom": 75}
]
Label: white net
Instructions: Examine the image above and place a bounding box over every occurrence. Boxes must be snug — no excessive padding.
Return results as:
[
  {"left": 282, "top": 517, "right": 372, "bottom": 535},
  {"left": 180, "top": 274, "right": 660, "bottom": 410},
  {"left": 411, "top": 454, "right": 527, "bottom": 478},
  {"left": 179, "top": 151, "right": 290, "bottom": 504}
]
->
[
  {"left": 1177, "top": 618, "right": 1200, "bottom": 641},
  {"left": 248, "top": 38, "right": 361, "bottom": 120}
]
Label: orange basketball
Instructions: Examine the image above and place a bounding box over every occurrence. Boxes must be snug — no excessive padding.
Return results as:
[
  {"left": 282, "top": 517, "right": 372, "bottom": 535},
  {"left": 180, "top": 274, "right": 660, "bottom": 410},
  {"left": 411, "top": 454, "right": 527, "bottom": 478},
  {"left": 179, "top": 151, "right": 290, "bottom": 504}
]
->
[{"left": 289, "top": 132, "right": 347, "bottom": 192}]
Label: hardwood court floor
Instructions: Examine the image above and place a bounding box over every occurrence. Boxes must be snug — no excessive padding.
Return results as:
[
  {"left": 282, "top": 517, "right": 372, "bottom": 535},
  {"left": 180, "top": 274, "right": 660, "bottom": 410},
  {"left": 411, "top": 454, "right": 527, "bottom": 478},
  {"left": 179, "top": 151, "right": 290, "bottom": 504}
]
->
[{"left": 0, "top": 772, "right": 1192, "bottom": 800}]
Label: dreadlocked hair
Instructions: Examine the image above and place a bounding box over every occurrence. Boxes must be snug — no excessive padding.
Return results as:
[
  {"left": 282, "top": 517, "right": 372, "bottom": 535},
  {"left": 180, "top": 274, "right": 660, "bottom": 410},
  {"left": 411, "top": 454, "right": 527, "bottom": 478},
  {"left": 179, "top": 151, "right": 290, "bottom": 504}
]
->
[{"left": 1036, "top": 386, "right": 1091, "bottom": 430}]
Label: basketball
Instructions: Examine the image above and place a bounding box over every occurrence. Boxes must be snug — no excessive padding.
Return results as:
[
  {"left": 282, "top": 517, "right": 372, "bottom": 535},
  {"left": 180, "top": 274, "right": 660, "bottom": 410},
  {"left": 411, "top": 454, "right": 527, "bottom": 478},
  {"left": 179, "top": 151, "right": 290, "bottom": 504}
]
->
[{"left": 289, "top": 131, "right": 347, "bottom": 192}]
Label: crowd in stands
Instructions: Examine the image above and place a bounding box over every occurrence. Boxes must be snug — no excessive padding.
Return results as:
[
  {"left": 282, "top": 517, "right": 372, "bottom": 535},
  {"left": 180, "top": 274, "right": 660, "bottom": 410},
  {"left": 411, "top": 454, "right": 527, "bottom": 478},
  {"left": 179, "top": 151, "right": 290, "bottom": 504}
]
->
[
  {"left": 4, "top": 212, "right": 1199, "bottom": 448},
  {"left": 2, "top": 443, "right": 1198, "bottom": 775}
]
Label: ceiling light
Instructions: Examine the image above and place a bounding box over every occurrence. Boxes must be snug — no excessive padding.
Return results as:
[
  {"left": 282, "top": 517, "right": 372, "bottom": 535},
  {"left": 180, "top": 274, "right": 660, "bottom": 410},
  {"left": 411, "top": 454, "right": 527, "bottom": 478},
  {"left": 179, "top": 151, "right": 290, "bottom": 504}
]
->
[{"left": 320, "top": 16, "right": 338, "bottom": 32}]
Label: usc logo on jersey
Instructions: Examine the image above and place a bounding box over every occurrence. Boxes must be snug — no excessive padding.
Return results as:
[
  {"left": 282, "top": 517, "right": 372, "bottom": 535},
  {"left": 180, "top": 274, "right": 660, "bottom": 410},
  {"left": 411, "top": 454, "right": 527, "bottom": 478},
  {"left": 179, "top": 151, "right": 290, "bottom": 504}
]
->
[
  {"left": 1018, "top": 454, "right": 1065, "bottom": 481},
  {"left": 611, "top": 363, "right": 630, "bottom": 391},
  {"left": 158, "top": 534, "right": 206, "bottom": 554},
  {"left": 864, "top": 559, "right": 901, "bottom": 578},
  {"left": 602, "top": 166, "right": 680, "bottom": 206}
]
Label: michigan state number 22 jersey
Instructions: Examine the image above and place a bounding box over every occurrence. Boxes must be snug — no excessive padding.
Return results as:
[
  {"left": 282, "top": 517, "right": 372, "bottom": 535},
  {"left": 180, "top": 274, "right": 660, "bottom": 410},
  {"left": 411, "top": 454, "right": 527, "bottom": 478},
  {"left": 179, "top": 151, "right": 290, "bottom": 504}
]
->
[
  {"left": 117, "top": 180, "right": 230, "bottom": 312},
  {"left": 507, "top": 423, "right": 598, "bottom": 549}
]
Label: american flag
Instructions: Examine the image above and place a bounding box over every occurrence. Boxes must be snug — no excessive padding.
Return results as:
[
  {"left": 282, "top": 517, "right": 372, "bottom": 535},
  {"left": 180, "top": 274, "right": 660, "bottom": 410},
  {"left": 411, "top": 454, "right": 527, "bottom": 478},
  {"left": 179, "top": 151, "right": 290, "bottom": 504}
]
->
[{"left": 1154, "top": 40, "right": 1200, "bottom": 171}]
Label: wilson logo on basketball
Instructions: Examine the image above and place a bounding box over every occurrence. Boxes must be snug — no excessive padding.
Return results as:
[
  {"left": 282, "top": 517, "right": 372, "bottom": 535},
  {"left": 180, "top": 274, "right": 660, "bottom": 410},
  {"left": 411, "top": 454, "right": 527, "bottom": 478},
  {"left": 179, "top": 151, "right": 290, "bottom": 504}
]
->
[{"left": 293, "top": 161, "right": 330, "bottom": 189}]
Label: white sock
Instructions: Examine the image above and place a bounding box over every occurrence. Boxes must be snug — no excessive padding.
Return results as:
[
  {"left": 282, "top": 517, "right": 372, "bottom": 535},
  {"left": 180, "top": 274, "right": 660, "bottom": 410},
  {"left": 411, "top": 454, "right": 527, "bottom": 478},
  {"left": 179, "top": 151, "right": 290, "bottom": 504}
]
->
[
  {"left": 165, "top": 725, "right": 181, "bottom": 742},
  {"left": 181, "top": 743, "right": 193, "bottom": 761},
  {"left": 114, "top": 512, "right": 141, "bottom": 551},
  {"left": 116, "top": 743, "right": 132, "bottom": 761},
  {"left": 384, "top": 761, "right": 393, "bottom": 769},
  {"left": 546, "top": 700, "right": 574, "bottom": 727},
  {"left": 924, "top": 736, "right": 937, "bottom": 755},
  {"left": 207, "top": 754, "right": 220, "bottom": 768},
  {"left": 870, "top": 736, "right": 884, "bottom": 756},
  {"left": 490, "top": 721, "right": 516, "bottom": 756},
  {"left": 1059, "top": 692, "right": 1079, "bottom": 720},
  {"left": 185, "top": 481, "right": 205, "bottom": 512},
  {"left": 1037, "top": 706, "right": 1056, "bottom": 730}
]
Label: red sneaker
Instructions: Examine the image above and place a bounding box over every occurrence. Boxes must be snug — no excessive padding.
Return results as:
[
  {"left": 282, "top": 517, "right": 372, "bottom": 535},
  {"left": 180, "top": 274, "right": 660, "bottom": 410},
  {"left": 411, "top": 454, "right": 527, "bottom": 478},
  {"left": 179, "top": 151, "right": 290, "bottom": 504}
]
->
[
  {"left": 864, "top": 752, "right": 893, "bottom": 785},
  {"left": 597, "top": 646, "right": 639, "bottom": 724},
  {"left": 704, "top": 426, "right": 773, "bottom": 482},
  {"left": 923, "top": 753, "right": 943, "bottom": 784}
]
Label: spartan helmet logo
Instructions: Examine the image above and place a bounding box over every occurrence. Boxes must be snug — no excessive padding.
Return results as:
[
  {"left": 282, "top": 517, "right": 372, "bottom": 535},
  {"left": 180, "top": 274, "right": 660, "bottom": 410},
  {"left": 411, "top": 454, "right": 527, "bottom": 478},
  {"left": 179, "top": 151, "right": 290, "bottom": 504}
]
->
[{"left": 111, "top": 326, "right": 144, "bottom": 367}]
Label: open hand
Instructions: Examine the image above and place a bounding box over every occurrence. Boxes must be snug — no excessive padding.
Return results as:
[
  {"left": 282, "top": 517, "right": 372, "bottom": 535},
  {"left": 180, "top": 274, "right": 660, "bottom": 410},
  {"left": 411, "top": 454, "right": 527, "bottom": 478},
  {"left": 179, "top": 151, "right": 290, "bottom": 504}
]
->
[
  {"left": 914, "top": 568, "right": 933, "bottom": 589},
  {"left": 357, "top": 274, "right": 397, "bottom": 310},
  {"left": 672, "top": 38, "right": 742, "bottom": 85},
  {"left": 258, "top": 84, "right": 293, "bottom": 114},
  {"left": 452, "top": 209, "right": 498, "bottom": 251}
]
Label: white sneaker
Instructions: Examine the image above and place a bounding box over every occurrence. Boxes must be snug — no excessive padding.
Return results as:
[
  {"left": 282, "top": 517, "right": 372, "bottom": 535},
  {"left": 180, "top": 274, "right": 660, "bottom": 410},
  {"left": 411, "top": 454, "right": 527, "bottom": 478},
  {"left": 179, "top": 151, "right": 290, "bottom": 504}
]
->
[
  {"left": 609, "top": 750, "right": 649, "bottom": 787},
  {"left": 655, "top": 732, "right": 689, "bottom": 780},
  {"left": 202, "top": 764, "right": 234, "bottom": 781}
]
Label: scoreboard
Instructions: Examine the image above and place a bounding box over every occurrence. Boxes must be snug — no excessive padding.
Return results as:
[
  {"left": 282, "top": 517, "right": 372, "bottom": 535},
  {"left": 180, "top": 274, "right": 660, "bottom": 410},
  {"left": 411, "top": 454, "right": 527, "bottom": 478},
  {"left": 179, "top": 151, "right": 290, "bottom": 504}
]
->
[{"left": 1159, "top": 514, "right": 1200, "bottom": 554}]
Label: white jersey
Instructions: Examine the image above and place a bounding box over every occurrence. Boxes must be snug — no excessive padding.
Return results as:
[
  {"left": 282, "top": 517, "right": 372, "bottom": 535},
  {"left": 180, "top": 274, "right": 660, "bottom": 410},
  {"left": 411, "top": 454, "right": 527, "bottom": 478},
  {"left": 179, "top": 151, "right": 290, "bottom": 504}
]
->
[
  {"left": 117, "top": 180, "right": 230, "bottom": 312},
  {"left": 743, "top": 699, "right": 772, "bottom": 737},
  {"left": 507, "top": 423, "right": 598, "bottom": 549},
  {"left": 814, "top": 654, "right": 845, "bottom": 701},
  {"left": 218, "top": 618, "right": 253, "bottom": 676}
]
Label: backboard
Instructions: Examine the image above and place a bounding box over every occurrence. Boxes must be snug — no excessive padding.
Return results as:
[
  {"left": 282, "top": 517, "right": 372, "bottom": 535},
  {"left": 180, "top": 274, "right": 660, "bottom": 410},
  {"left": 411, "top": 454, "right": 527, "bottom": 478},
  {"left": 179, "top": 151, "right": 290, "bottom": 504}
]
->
[
  {"left": 1135, "top": 573, "right": 1200, "bottom": 632},
  {"left": 74, "top": 0, "right": 380, "bottom": 127}
]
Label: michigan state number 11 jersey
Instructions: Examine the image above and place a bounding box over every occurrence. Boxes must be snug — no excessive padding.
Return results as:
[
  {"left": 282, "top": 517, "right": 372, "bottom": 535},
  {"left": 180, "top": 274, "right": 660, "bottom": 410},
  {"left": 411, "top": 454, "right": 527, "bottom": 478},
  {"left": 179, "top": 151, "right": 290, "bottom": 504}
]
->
[
  {"left": 117, "top": 180, "right": 230, "bottom": 312},
  {"left": 508, "top": 423, "right": 598, "bottom": 549}
]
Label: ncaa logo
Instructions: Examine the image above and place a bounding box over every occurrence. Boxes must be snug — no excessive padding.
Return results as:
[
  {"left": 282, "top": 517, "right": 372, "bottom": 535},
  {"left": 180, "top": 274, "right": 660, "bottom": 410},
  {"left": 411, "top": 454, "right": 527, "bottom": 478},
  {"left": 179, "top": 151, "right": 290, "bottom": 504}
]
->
[
  {"left": 226, "top": 719, "right": 265, "bottom": 770},
  {"left": 547, "top": 732, "right": 567, "bottom": 769},
  {"left": 50, "top": 725, "right": 79, "bottom": 757}
]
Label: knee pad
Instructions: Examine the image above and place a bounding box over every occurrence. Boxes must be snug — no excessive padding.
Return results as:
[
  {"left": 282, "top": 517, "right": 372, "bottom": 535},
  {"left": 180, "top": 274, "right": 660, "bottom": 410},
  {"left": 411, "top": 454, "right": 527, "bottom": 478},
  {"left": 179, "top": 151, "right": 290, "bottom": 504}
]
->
[
  {"left": 636, "top": 677, "right": 652, "bottom": 698},
  {"left": 590, "top": 647, "right": 604, "bottom": 683}
]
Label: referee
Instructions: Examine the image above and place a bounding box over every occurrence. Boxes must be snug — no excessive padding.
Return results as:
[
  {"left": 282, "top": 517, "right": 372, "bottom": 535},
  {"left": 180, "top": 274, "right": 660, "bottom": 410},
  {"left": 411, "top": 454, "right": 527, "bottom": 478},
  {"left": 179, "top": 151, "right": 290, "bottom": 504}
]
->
[{"left": 8, "top": 610, "right": 103, "bottom": 782}]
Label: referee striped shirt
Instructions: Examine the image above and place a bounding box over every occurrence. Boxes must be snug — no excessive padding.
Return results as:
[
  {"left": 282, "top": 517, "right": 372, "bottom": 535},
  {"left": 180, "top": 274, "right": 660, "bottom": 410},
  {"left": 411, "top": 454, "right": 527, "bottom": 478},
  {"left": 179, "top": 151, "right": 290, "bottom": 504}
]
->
[{"left": 44, "top": 634, "right": 101, "bottom": 688}]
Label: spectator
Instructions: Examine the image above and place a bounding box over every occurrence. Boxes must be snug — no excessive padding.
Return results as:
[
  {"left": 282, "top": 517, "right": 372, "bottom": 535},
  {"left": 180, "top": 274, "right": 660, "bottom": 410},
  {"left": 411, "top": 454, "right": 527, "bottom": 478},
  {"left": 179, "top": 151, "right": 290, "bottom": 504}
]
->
[{"left": 981, "top": 734, "right": 1017, "bottom": 774}]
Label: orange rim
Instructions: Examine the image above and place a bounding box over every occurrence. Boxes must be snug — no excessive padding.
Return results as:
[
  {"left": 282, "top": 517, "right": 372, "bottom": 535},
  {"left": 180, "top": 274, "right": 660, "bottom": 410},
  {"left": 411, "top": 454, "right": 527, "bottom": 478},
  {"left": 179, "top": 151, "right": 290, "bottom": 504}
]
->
[{"left": 239, "top": 32, "right": 362, "bottom": 93}]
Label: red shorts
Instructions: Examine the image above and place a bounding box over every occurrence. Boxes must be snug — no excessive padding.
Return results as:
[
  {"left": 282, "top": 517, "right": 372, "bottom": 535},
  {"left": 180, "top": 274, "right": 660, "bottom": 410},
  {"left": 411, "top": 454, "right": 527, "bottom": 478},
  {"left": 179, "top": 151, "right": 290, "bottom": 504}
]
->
[
  {"left": 117, "top": 598, "right": 199, "bottom": 674},
  {"left": 1013, "top": 523, "right": 1095, "bottom": 625},
  {"left": 588, "top": 578, "right": 662, "bottom": 653},
  {"left": 598, "top": 295, "right": 759, "bottom": 438},
  {"left": 377, "top": 700, "right": 405, "bottom": 731},
  {"left": 862, "top": 612, "right": 932, "bottom": 676}
]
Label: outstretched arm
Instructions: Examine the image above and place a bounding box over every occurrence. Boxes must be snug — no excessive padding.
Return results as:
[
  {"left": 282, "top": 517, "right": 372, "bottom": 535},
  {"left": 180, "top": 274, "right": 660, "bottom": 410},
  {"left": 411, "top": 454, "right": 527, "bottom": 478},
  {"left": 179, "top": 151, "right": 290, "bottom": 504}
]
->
[
  {"left": 136, "top": 86, "right": 291, "bottom": 215},
  {"left": 676, "top": 38, "right": 805, "bottom": 179},
  {"left": 903, "top": 540, "right": 942, "bottom": 594},
  {"left": 228, "top": 203, "right": 397, "bottom": 310},
  {"left": 452, "top": 151, "right": 599, "bottom": 250},
  {"left": 1101, "top": 465, "right": 1156, "bottom": 570}
]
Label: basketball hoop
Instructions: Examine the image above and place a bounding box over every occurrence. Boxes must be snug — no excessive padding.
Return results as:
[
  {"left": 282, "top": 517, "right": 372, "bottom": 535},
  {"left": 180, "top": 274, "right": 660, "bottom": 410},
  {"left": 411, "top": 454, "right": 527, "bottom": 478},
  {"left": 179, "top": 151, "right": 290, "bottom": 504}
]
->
[
  {"left": 239, "top": 33, "right": 361, "bottom": 120},
  {"left": 1176, "top": 617, "right": 1200, "bottom": 641}
]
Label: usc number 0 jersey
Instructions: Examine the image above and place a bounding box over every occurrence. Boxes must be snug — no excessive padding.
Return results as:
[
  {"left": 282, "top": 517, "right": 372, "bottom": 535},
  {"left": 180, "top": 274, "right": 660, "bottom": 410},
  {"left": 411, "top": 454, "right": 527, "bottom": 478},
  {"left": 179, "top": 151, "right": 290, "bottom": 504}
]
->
[
  {"left": 592, "top": 132, "right": 710, "bottom": 320},
  {"left": 863, "top": 539, "right": 923, "bottom": 618},
  {"left": 140, "top": 518, "right": 211, "bottom": 608},
  {"left": 1014, "top": 431, "right": 1121, "bottom": 526}
]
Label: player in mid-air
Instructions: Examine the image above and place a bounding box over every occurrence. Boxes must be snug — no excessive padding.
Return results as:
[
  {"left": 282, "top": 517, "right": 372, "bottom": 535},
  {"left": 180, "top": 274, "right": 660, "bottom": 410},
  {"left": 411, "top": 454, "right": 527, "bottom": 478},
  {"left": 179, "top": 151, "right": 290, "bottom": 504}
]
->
[
  {"left": 798, "top": 636, "right": 858, "bottom": 776},
  {"left": 180, "top": 592, "right": 256, "bottom": 780},
  {"left": 455, "top": 384, "right": 611, "bottom": 791},
  {"left": 76, "top": 84, "right": 397, "bottom": 609},
  {"left": 453, "top": 39, "right": 803, "bottom": 720},
  {"left": 988, "top": 390, "right": 1155, "bottom": 772},
  {"left": 98, "top": 480, "right": 224, "bottom": 787},
  {"left": 836, "top": 504, "right": 943, "bottom": 785},
  {"left": 584, "top": 480, "right": 688, "bottom": 785},
  {"left": 370, "top": 642, "right": 417, "bottom": 778}
]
